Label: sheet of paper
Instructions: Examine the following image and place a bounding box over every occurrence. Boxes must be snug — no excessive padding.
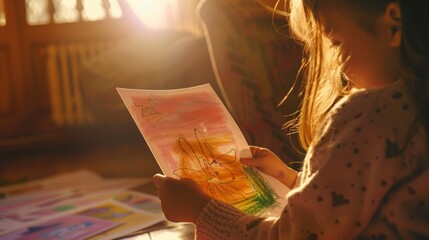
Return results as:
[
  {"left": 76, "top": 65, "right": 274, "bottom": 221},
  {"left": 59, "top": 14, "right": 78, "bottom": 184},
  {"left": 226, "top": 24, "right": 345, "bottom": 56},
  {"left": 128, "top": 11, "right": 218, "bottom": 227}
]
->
[
  {"left": 112, "top": 191, "right": 162, "bottom": 215},
  {"left": 0, "top": 178, "right": 150, "bottom": 235},
  {"left": 117, "top": 84, "right": 289, "bottom": 216},
  {"left": 0, "top": 195, "right": 164, "bottom": 240},
  {"left": 0, "top": 170, "right": 103, "bottom": 198},
  {"left": 0, "top": 215, "right": 120, "bottom": 240},
  {"left": 76, "top": 200, "right": 164, "bottom": 240}
]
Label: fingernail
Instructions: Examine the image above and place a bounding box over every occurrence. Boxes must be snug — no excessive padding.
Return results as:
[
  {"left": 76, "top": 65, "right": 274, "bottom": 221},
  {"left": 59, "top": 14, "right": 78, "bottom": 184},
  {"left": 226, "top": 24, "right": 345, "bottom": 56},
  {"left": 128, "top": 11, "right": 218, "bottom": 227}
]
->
[{"left": 152, "top": 174, "right": 164, "bottom": 187}]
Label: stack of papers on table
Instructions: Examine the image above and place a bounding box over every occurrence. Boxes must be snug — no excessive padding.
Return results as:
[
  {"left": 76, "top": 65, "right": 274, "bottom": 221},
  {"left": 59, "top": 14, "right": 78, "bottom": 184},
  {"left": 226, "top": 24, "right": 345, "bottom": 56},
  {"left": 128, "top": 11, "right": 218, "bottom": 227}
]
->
[{"left": 0, "top": 170, "right": 164, "bottom": 240}]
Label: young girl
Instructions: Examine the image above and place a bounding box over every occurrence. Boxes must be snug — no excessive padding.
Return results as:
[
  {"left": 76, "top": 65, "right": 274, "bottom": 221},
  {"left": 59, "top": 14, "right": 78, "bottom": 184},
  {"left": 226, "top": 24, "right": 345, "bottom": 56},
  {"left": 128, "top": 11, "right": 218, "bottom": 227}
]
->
[{"left": 153, "top": 0, "right": 429, "bottom": 239}]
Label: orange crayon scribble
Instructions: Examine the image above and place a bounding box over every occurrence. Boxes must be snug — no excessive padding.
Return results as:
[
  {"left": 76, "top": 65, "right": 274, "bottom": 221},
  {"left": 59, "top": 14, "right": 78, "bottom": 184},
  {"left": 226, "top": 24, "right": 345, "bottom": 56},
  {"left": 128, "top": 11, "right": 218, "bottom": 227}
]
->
[{"left": 173, "top": 129, "right": 256, "bottom": 205}]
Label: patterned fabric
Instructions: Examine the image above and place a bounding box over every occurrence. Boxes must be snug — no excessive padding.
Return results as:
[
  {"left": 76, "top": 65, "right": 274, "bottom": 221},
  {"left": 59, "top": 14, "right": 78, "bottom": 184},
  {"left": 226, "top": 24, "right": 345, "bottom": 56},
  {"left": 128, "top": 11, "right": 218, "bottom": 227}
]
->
[
  {"left": 195, "top": 78, "right": 429, "bottom": 240},
  {"left": 198, "top": 0, "right": 304, "bottom": 164}
]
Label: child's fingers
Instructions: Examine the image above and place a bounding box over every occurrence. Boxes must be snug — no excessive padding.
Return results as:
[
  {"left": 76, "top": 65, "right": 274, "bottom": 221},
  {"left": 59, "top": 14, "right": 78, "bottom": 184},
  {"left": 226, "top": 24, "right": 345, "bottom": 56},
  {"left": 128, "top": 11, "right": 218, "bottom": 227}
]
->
[
  {"left": 249, "top": 146, "right": 273, "bottom": 158},
  {"left": 248, "top": 146, "right": 265, "bottom": 157},
  {"left": 241, "top": 146, "right": 268, "bottom": 167},
  {"left": 248, "top": 146, "right": 259, "bottom": 157},
  {"left": 153, "top": 174, "right": 166, "bottom": 188},
  {"left": 240, "top": 157, "right": 263, "bottom": 168}
]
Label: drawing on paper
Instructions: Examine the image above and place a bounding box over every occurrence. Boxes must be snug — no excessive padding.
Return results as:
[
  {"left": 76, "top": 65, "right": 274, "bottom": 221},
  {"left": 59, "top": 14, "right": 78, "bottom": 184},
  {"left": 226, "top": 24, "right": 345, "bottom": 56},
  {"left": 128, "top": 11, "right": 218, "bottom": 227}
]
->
[
  {"left": 135, "top": 95, "right": 164, "bottom": 127},
  {"left": 77, "top": 201, "right": 163, "bottom": 240},
  {"left": 173, "top": 128, "right": 278, "bottom": 214},
  {"left": 0, "top": 215, "right": 119, "bottom": 240},
  {"left": 117, "top": 84, "right": 284, "bottom": 215},
  {"left": 113, "top": 191, "right": 162, "bottom": 214}
]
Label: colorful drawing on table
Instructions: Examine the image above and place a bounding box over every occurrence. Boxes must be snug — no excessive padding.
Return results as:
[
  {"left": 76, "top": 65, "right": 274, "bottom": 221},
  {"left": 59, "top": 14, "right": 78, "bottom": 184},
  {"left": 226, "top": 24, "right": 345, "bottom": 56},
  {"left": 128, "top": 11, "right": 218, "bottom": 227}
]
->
[
  {"left": 0, "top": 191, "right": 86, "bottom": 224},
  {"left": 0, "top": 192, "right": 61, "bottom": 214},
  {"left": 76, "top": 200, "right": 164, "bottom": 240},
  {"left": 0, "top": 170, "right": 99, "bottom": 197},
  {"left": 0, "top": 192, "right": 67, "bottom": 236},
  {"left": 0, "top": 170, "right": 103, "bottom": 216},
  {"left": 0, "top": 177, "right": 145, "bottom": 217},
  {"left": 0, "top": 181, "right": 143, "bottom": 226},
  {"left": 117, "top": 84, "right": 289, "bottom": 216},
  {"left": 0, "top": 215, "right": 120, "bottom": 240},
  {"left": 0, "top": 190, "right": 159, "bottom": 237},
  {"left": 0, "top": 192, "right": 113, "bottom": 225},
  {"left": 112, "top": 191, "right": 162, "bottom": 214}
]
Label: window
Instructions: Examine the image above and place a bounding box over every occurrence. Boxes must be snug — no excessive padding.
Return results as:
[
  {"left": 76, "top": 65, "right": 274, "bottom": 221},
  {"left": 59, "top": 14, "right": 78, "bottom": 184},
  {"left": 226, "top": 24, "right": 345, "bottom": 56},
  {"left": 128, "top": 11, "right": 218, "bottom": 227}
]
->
[
  {"left": 0, "top": 0, "right": 6, "bottom": 26},
  {"left": 25, "top": 0, "right": 123, "bottom": 25},
  {"left": 24, "top": 0, "right": 200, "bottom": 34},
  {"left": 26, "top": 0, "right": 50, "bottom": 25}
]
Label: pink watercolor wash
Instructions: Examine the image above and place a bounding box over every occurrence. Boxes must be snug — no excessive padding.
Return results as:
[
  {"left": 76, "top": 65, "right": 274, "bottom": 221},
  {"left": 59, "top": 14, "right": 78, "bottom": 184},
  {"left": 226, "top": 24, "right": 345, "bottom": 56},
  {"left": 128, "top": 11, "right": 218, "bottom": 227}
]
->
[{"left": 117, "top": 84, "right": 250, "bottom": 176}]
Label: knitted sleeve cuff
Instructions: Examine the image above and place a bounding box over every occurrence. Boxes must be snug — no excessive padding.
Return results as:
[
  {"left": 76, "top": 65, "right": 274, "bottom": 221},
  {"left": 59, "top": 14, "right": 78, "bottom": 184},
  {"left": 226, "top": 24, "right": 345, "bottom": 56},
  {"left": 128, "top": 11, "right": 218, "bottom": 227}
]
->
[{"left": 195, "top": 199, "right": 246, "bottom": 240}]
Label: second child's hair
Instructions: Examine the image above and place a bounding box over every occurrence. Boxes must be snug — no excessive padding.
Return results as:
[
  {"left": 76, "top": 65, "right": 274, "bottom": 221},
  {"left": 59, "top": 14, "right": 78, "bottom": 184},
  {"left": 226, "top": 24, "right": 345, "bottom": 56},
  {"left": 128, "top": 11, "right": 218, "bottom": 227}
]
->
[{"left": 283, "top": 0, "right": 429, "bottom": 150}]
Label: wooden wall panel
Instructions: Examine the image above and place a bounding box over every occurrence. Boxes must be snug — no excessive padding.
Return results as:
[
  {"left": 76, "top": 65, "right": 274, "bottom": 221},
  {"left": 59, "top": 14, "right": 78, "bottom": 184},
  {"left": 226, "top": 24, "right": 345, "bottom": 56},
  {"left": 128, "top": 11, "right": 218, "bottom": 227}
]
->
[{"left": 0, "top": 46, "right": 13, "bottom": 117}]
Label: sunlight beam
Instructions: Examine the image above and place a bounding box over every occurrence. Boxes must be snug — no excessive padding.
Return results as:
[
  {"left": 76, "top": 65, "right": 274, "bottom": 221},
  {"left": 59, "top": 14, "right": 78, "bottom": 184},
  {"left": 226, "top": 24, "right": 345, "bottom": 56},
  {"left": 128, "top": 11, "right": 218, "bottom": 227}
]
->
[{"left": 125, "top": 0, "right": 172, "bottom": 30}]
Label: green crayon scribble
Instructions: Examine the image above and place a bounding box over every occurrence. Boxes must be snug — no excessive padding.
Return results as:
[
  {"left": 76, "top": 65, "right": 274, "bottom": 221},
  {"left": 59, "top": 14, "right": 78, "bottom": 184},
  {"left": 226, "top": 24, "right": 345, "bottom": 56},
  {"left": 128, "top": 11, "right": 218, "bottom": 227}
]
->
[{"left": 233, "top": 166, "right": 279, "bottom": 215}]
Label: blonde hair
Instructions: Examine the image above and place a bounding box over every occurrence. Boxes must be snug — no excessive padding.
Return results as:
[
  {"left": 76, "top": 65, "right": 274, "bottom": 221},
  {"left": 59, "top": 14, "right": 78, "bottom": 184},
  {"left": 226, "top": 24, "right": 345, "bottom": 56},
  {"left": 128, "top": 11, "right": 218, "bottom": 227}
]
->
[
  {"left": 283, "top": 0, "right": 348, "bottom": 150},
  {"left": 283, "top": 0, "right": 429, "bottom": 150}
]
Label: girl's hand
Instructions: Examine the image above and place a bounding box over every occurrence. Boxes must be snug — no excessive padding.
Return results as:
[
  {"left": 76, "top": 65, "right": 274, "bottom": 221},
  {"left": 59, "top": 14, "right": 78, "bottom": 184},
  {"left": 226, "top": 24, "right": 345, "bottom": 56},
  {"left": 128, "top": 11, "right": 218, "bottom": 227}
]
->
[
  {"left": 152, "top": 174, "right": 211, "bottom": 223},
  {"left": 240, "top": 146, "right": 298, "bottom": 188}
]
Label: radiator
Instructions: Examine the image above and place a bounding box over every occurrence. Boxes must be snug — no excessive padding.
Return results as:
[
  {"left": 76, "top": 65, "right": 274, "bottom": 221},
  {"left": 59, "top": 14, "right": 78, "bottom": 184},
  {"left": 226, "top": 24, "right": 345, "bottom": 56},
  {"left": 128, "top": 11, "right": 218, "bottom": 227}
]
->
[{"left": 45, "top": 41, "right": 113, "bottom": 127}]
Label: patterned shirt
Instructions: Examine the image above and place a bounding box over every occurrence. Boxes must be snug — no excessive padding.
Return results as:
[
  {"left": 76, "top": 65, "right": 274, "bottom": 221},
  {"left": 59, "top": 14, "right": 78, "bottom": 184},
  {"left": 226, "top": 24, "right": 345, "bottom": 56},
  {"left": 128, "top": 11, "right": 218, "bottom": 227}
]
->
[{"left": 195, "top": 79, "right": 429, "bottom": 239}]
